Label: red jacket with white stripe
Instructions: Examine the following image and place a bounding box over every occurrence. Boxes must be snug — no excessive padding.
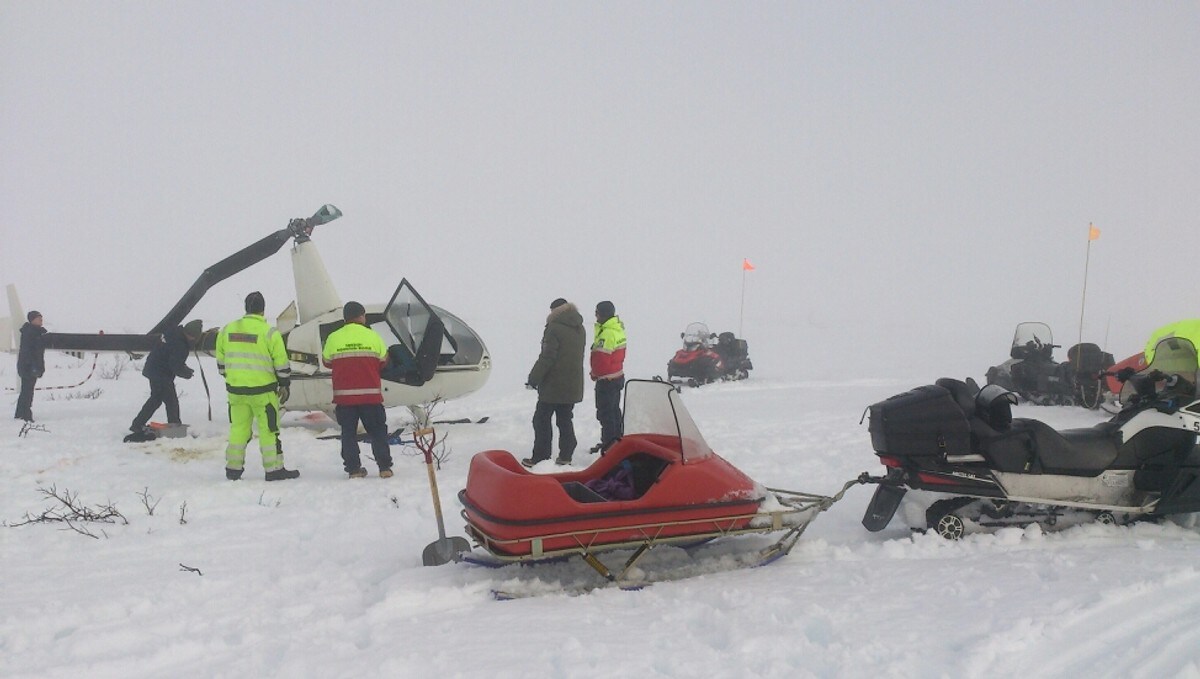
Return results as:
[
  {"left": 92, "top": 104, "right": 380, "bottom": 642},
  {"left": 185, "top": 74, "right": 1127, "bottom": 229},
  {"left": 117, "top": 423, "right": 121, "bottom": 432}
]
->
[
  {"left": 322, "top": 322, "right": 389, "bottom": 405},
  {"left": 590, "top": 316, "right": 627, "bottom": 380}
]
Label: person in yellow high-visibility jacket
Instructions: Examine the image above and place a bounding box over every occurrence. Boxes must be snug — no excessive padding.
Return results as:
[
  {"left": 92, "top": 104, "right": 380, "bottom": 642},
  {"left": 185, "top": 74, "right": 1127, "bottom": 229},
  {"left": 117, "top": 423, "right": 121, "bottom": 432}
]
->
[
  {"left": 215, "top": 291, "right": 299, "bottom": 481},
  {"left": 1144, "top": 319, "right": 1200, "bottom": 363},
  {"left": 589, "top": 300, "right": 627, "bottom": 454},
  {"left": 322, "top": 301, "right": 393, "bottom": 479}
]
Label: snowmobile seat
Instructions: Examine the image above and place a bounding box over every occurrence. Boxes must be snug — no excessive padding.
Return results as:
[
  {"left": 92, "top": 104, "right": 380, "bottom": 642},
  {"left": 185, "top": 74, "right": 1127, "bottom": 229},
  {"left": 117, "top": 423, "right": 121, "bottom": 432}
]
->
[
  {"left": 934, "top": 378, "right": 977, "bottom": 417},
  {"left": 1013, "top": 418, "right": 1120, "bottom": 475}
]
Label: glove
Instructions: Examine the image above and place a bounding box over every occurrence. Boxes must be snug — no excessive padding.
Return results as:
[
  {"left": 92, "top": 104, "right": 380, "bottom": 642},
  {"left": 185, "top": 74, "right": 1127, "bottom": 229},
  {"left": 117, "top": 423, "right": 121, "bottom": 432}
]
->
[
  {"left": 1115, "top": 367, "right": 1136, "bottom": 382},
  {"left": 182, "top": 368, "right": 195, "bottom": 380},
  {"left": 277, "top": 386, "right": 290, "bottom": 404},
  {"left": 525, "top": 382, "right": 538, "bottom": 391}
]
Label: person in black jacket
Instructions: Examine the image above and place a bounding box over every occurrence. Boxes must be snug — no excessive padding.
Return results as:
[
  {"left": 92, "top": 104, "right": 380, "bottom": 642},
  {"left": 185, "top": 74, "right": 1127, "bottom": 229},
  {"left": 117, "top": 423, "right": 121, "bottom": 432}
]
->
[
  {"left": 14, "top": 310, "right": 47, "bottom": 422},
  {"left": 128, "top": 319, "right": 202, "bottom": 438}
]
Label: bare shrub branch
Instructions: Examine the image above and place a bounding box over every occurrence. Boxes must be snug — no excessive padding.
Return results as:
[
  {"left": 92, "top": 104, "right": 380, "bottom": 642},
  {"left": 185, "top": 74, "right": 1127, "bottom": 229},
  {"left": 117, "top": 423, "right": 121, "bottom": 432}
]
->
[
  {"left": 6, "top": 485, "right": 127, "bottom": 539},
  {"left": 137, "top": 487, "right": 162, "bottom": 516}
]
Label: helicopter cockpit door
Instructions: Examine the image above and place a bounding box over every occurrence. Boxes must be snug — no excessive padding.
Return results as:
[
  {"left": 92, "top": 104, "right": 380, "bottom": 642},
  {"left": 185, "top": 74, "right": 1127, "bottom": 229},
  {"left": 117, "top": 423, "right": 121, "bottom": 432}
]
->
[{"left": 383, "top": 279, "right": 445, "bottom": 386}]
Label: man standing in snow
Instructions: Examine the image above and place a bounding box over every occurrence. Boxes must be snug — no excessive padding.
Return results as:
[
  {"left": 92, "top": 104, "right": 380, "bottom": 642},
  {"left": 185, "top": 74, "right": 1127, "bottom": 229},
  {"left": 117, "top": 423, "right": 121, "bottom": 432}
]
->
[
  {"left": 589, "top": 300, "right": 626, "bottom": 454},
  {"left": 14, "top": 310, "right": 47, "bottom": 422},
  {"left": 126, "top": 319, "right": 202, "bottom": 441},
  {"left": 523, "top": 298, "right": 586, "bottom": 467},
  {"left": 322, "top": 301, "right": 394, "bottom": 479},
  {"left": 216, "top": 292, "right": 299, "bottom": 481}
]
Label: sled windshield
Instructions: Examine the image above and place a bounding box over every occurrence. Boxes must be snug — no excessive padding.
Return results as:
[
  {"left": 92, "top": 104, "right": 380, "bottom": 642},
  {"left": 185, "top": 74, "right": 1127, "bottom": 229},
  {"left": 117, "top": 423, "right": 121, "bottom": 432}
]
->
[
  {"left": 1120, "top": 337, "right": 1199, "bottom": 402},
  {"left": 622, "top": 380, "right": 713, "bottom": 462}
]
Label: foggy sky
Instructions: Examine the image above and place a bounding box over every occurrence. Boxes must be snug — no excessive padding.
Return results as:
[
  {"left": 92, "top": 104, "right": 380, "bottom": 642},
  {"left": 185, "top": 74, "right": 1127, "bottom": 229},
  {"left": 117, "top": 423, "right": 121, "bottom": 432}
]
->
[{"left": 3, "top": 3, "right": 1198, "bottom": 390}]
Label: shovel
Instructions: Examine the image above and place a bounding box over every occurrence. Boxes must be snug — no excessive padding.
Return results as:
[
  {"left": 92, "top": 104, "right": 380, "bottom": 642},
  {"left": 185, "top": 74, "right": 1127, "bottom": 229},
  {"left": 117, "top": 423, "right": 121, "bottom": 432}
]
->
[{"left": 414, "top": 427, "right": 471, "bottom": 566}]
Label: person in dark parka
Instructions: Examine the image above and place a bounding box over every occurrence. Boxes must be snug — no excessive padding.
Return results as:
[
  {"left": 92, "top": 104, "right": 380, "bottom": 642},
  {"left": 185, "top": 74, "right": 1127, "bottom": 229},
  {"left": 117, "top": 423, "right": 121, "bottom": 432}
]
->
[
  {"left": 523, "top": 298, "right": 586, "bottom": 467},
  {"left": 15, "top": 310, "right": 47, "bottom": 422},
  {"left": 128, "top": 319, "right": 202, "bottom": 436}
]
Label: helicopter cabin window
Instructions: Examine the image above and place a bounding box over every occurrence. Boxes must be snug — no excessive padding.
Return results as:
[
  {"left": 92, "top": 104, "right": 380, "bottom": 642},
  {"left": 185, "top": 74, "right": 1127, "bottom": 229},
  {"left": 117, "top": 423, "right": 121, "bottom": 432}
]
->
[
  {"left": 432, "top": 307, "right": 486, "bottom": 366},
  {"left": 318, "top": 314, "right": 473, "bottom": 373}
]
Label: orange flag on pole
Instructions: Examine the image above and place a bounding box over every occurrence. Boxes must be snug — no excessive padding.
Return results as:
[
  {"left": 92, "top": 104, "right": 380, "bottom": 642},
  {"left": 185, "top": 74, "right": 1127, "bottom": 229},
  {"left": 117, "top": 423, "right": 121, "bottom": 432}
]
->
[
  {"left": 1088, "top": 223, "right": 1100, "bottom": 241},
  {"left": 742, "top": 258, "right": 755, "bottom": 271}
]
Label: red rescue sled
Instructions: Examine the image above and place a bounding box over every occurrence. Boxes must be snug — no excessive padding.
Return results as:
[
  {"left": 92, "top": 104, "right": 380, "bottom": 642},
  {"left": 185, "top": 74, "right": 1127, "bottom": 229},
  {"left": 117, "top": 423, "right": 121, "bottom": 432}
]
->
[{"left": 458, "top": 379, "right": 853, "bottom": 581}]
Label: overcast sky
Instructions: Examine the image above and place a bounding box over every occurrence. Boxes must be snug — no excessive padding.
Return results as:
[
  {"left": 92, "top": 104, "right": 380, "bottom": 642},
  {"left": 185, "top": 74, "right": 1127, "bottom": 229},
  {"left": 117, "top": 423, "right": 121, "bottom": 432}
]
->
[{"left": 3, "top": 3, "right": 1198, "bottom": 387}]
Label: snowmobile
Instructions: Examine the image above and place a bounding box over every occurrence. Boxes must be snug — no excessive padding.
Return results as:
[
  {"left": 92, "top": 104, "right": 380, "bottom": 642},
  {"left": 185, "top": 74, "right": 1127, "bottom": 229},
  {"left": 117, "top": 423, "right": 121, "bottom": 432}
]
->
[
  {"left": 665, "top": 322, "right": 753, "bottom": 387},
  {"left": 457, "top": 379, "right": 853, "bottom": 588},
  {"left": 985, "top": 322, "right": 1113, "bottom": 407},
  {"left": 861, "top": 336, "right": 1200, "bottom": 539},
  {"left": 1063, "top": 341, "right": 1116, "bottom": 408}
]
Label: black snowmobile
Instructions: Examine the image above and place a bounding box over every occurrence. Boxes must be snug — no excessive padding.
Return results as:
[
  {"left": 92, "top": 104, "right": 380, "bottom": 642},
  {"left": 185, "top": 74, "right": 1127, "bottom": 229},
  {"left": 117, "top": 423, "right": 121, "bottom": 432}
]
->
[
  {"left": 985, "top": 322, "right": 1114, "bottom": 407},
  {"left": 665, "top": 323, "right": 753, "bottom": 387},
  {"left": 861, "top": 336, "right": 1200, "bottom": 539}
]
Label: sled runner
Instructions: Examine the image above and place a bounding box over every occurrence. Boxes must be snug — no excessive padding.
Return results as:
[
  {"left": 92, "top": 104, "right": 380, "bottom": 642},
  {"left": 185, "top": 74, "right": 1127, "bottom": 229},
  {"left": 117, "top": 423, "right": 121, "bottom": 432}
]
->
[{"left": 458, "top": 379, "right": 852, "bottom": 583}]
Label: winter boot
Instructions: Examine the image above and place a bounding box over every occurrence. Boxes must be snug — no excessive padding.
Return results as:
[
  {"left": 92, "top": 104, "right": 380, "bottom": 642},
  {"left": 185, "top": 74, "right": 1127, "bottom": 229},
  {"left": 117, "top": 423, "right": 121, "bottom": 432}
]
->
[
  {"left": 379, "top": 469, "right": 394, "bottom": 479},
  {"left": 265, "top": 468, "right": 300, "bottom": 482},
  {"left": 348, "top": 468, "right": 368, "bottom": 479},
  {"left": 225, "top": 467, "right": 244, "bottom": 481},
  {"left": 124, "top": 428, "right": 157, "bottom": 443}
]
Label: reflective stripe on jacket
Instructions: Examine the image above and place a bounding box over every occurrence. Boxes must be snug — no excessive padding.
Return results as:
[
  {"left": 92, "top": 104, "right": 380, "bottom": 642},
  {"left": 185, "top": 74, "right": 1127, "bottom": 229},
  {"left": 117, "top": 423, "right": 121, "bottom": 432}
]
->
[
  {"left": 322, "top": 322, "right": 388, "bottom": 405},
  {"left": 216, "top": 314, "right": 290, "bottom": 395},
  {"left": 590, "top": 316, "right": 627, "bottom": 380}
]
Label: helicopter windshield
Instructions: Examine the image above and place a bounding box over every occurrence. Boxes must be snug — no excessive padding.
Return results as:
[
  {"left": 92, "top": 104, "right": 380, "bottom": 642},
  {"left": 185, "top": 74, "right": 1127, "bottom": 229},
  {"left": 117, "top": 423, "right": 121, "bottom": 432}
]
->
[
  {"left": 622, "top": 380, "right": 713, "bottom": 462},
  {"left": 1119, "top": 337, "right": 1199, "bottom": 402},
  {"left": 430, "top": 305, "right": 488, "bottom": 366},
  {"left": 1012, "top": 322, "right": 1053, "bottom": 349}
]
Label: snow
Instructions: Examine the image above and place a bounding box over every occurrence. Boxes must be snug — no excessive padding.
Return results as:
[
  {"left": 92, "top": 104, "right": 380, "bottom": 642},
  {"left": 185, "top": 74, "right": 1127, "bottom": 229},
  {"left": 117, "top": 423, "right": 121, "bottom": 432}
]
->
[{"left": 4, "top": 354, "right": 1200, "bottom": 678}]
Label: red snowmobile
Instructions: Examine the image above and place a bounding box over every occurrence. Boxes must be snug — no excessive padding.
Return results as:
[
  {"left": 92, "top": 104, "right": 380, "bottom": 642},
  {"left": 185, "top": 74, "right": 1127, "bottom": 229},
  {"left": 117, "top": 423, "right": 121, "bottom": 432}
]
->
[
  {"left": 456, "top": 379, "right": 852, "bottom": 591},
  {"left": 666, "top": 322, "right": 753, "bottom": 387}
]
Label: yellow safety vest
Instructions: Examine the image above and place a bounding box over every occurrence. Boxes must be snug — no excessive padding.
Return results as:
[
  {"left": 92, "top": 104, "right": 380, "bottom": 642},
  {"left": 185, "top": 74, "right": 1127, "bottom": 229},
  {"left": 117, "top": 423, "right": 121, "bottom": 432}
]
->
[{"left": 216, "top": 314, "right": 290, "bottom": 395}]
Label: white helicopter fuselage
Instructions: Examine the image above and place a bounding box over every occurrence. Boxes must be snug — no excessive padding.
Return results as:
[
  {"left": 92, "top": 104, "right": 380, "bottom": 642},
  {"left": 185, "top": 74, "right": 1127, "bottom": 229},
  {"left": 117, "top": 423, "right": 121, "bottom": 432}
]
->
[
  {"left": 275, "top": 239, "right": 491, "bottom": 414},
  {"left": 281, "top": 304, "right": 491, "bottom": 414}
]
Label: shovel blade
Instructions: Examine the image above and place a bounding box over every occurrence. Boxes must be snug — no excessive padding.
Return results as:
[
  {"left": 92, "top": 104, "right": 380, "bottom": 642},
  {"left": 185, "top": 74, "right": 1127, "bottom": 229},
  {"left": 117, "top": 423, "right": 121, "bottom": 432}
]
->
[{"left": 422, "top": 536, "right": 472, "bottom": 566}]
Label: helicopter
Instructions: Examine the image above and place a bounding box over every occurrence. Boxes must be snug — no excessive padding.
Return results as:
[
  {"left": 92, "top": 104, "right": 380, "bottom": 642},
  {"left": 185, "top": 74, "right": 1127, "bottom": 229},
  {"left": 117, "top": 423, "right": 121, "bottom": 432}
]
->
[{"left": 6, "top": 205, "right": 491, "bottom": 419}]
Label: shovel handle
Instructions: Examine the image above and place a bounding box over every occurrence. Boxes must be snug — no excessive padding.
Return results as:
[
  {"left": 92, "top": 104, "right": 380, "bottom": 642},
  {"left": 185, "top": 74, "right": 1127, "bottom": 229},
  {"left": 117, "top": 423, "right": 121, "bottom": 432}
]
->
[{"left": 426, "top": 460, "right": 448, "bottom": 540}]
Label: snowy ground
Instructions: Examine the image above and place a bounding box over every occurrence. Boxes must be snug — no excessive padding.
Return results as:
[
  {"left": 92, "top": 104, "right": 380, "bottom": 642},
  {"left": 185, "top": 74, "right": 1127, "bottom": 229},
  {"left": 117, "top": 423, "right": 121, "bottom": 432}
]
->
[{"left": 3, "top": 354, "right": 1200, "bottom": 678}]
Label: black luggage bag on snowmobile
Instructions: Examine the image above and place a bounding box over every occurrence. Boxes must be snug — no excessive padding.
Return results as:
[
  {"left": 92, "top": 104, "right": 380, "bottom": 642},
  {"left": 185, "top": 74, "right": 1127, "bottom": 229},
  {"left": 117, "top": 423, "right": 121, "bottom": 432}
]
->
[{"left": 868, "top": 385, "right": 972, "bottom": 460}]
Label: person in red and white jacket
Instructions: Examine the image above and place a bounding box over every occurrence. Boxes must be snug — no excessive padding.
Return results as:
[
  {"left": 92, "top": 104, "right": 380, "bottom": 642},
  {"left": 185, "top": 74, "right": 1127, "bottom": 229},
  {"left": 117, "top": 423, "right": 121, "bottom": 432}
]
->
[
  {"left": 322, "top": 301, "right": 393, "bottom": 479},
  {"left": 589, "top": 300, "right": 627, "bottom": 454}
]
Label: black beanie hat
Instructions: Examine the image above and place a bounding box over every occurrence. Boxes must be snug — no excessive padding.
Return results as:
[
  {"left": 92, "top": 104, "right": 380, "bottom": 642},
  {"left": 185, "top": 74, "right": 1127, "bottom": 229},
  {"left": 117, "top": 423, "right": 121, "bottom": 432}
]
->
[
  {"left": 245, "top": 291, "right": 265, "bottom": 314},
  {"left": 550, "top": 298, "right": 568, "bottom": 310},
  {"left": 343, "top": 301, "right": 366, "bottom": 320},
  {"left": 596, "top": 300, "right": 615, "bottom": 318}
]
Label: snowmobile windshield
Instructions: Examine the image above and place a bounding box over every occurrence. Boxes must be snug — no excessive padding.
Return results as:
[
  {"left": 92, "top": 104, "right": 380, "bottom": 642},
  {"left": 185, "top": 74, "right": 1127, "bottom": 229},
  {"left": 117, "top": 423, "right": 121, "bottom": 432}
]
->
[
  {"left": 1012, "top": 322, "right": 1053, "bottom": 349},
  {"left": 682, "top": 322, "right": 712, "bottom": 349},
  {"left": 1119, "top": 337, "right": 1199, "bottom": 402},
  {"left": 622, "top": 380, "right": 713, "bottom": 462}
]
